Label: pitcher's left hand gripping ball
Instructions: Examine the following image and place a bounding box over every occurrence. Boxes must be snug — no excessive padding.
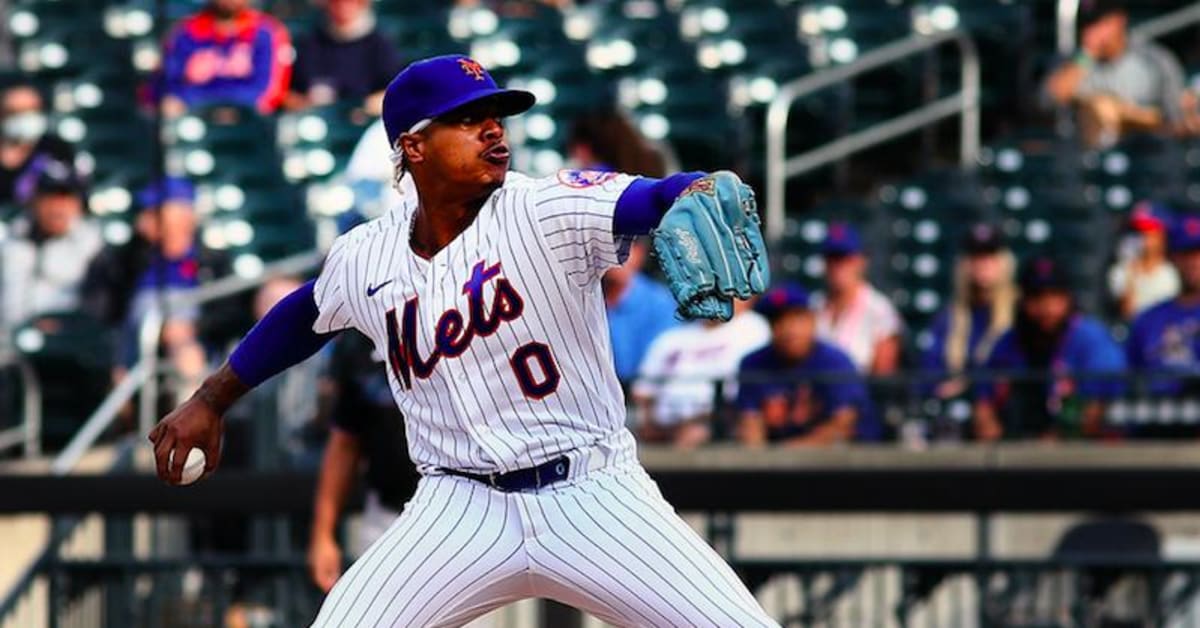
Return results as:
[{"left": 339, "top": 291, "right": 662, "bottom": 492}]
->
[{"left": 652, "top": 171, "right": 770, "bottom": 321}]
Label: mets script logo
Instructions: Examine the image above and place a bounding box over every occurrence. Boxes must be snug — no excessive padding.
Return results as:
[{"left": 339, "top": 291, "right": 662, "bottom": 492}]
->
[
  {"left": 556, "top": 169, "right": 619, "bottom": 189},
  {"left": 458, "top": 58, "right": 486, "bottom": 81},
  {"left": 383, "top": 260, "right": 562, "bottom": 399}
]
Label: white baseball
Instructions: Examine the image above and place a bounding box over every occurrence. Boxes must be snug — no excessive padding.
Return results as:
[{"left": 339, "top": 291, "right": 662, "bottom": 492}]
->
[{"left": 168, "top": 447, "right": 207, "bottom": 485}]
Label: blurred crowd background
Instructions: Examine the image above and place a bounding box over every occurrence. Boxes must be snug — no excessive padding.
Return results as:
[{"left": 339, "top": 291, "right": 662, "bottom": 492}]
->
[
  {"left": 1, "top": 0, "right": 1200, "bottom": 461},
  {"left": 3, "top": 0, "right": 1200, "bottom": 625}
]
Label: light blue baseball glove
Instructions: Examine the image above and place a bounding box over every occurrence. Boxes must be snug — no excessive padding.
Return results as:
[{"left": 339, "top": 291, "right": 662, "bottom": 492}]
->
[{"left": 650, "top": 171, "right": 770, "bottom": 321}]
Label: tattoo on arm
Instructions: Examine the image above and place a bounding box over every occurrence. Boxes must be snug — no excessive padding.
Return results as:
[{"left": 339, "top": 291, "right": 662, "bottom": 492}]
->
[{"left": 193, "top": 363, "right": 251, "bottom": 416}]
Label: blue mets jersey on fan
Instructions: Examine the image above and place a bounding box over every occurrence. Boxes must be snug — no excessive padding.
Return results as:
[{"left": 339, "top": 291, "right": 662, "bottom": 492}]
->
[
  {"left": 1127, "top": 298, "right": 1200, "bottom": 395},
  {"left": 311, "top": 170, "right": 640, "bottom": 474}
]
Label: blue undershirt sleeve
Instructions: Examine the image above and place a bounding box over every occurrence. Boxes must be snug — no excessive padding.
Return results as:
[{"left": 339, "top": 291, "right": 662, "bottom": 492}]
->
[
  {"left": 228, "top": 280, "right": 338, "bottom": 388},
  {"left": 612, "top": 171, "right": 704, "bottom": 236}
]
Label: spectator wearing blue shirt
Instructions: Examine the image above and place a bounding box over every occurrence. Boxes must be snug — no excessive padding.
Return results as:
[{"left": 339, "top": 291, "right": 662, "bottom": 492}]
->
[
  {"left": 1126, "top": 213, "right": 1200, "bottom": 435},
  {"left": 975, "top": 257, "right": 1126, "bottom": 441},
  {"left": 604, "top": 241, "right": 678, "bottom": 384},
  {"left": 921, "top": 224, "right": 1018, "bottom": 399},
  {"left": 83, "top": 178, "right": 237, "bottom": 398},
  {"left": 736, "top": 283, "right": 868, "bottom": 446}
]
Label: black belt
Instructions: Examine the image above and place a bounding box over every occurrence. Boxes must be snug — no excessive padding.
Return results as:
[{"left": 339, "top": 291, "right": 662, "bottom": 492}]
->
[{"left": 438, "top": 456, "right": 571, "bottom": 492}]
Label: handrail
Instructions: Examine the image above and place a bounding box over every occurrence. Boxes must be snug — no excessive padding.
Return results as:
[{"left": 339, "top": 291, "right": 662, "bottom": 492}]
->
[
  {"left": 0, "top": 437, "right": 138, "bottom": 622},
  {"left": 764, "top": 30, "right": 980, "bottom": 242},
  {"left": 135, "top": 249, "right": 323, "bottom": 435},
  {"left": 1057, "top": 0, "right": 1081, "bottom": 56},
  {"left": 1131, "top": 1, "right": 1200, "bottom": 42},
  {"left": 48, "top": 250, "right": 323, "bottom": 478},
  {"left": 0, "top": 358, "right": 40, "bottom": 457},
  {"left": 52, "top": 361, "right": 151, "bottom": 475}
]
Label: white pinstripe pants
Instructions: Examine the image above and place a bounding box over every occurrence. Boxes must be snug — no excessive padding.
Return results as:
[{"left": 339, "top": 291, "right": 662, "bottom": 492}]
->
[{"left": 311, "top": 464, "right": 779, "bottom": 628}]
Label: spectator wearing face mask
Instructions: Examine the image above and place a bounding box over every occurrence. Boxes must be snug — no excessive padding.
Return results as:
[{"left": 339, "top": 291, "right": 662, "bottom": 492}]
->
[
  {"left": 0, "top": 160, "right": 101, "bottom": 329},
  {"left": 974, "top": 257, "right": 1126, "bottom": 441},
  {"left": 1108, "top": 202, "right": 1179, "bottom": 321},
  {"left": 161, "top": 0, "right": 292, "bottom": 116},
  {"left": 0, "top": 84, "right": 74, "bottom": 206},
  {"left": 286, "top": 0, "right": 402, "bottom": 115}
]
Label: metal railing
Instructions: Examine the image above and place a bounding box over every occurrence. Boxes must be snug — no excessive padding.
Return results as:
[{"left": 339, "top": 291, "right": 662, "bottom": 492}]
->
[
  {"left": 0, "top": 437, "right": 138, "bottom": 628},
  {"left": 1131, "top": 1, "right": 1200, "bottom": 42},
  {"left": 764, "top": 29, "right": 980, "bottom": 242},
  {"left": 0, "top": 356, "right": 40, "bottom": 458},
  {"left": 1056, "top": 0, "right": 1081, "bottom": 57},
  {"left": 136, "top": 250, "right": 323, "bottom": 436},
  {"left": 36, "top": 250, "right": 323, "bottom": 479}
]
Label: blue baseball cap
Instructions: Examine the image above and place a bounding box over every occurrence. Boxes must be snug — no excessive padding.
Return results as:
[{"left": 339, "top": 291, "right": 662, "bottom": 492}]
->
[
  {"left": 822, "top": 222, "right": 863, "bottom": 256},
  {"left": 1169, "top": 214, "right": 1200, "bottom": 252},
  {"left": 381, "top": 55, "right": 536, "bottom": 147},
  {"left": 754, "top": 282, "right": 812, "bottom": 321},
  {"left": 138, "top": 177, "right": 195, "bottom": 211}
]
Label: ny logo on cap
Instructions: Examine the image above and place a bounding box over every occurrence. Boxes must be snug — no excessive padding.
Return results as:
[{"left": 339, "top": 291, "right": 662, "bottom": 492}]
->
[{"left": 458, "top": 58, "right": 486, "bottom": 81}]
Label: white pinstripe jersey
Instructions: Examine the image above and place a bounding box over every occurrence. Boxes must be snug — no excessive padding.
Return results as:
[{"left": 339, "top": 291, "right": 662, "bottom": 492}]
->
[{"left": 312, "top": 170, "right": 639, "bottom": 474}]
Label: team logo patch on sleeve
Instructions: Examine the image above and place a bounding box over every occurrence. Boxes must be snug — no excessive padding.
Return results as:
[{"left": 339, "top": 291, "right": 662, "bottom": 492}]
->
[{"left": 556, "top": 169, "right": 619, "bottom": 188}]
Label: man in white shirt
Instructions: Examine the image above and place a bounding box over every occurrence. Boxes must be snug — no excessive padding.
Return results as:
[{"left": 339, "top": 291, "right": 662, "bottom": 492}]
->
[
  {"left": 633, "top": 298, "right": 769, "bottom": 447},
  {"left": 814, "top": 222, "right": 903, "bottom": 376},
  {"left": 1, "top": 160, "right": 101, "bottom": 329}
]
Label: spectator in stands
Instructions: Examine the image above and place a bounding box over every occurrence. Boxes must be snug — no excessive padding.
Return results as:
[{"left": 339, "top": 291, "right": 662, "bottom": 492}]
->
[
  {"left": 567, "top": 109, "right": 672, "bottom": 177},
  {"left": 1044, "top": 0, "right": 1195, "bottom": 147},
  {"left": 736, "top": 283, "right": 867, "bottom": 446},
  {"left": 975, "top": 257, "right": 1126, "bottom": 441},
  {"left": 0, "top": 84, "right": 74, "bottom": 206},
  {"left": 161, "top": 0, "right": 292, "bottom": 116},
  {"left": 82, "top": 178, "right": 231, "bottom": 396},
  {"left": 815, "top": 222, "right": 902, "bottom": 376},
  {"left": 633, "top": 297, "right": 768, "bottom": 447},
  {"left": 922, "top": 224, "right": 1017, "bottom": 398},
  {"left": 606, "top": 241, "right": 677, "bottom": 385},
  {"left": 1126, "top": 214, "right": 1200, "bottom": 428},
  {"left": 286, "top": 0, "right": 401, "bottom": 115},
  {"left": 0, "top": 160, "right": 100, "bottom": 329},
  {"left": 308, "top": 331, "right": 414, "bottom": 593},
  {"left": 1109, "top": 201, "right": 1179, "bottom": 321}
]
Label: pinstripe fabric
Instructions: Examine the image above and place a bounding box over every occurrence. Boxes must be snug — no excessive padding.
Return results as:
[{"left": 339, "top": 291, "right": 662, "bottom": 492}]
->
[
  {"left": 308, "top": 170, "right": 776, "bottom": 626},
  {"left": 311, "top": 469, "right": 778, "bottom": 628},
  {"left": 310, "top": 172, "right": 636, "bottom": 475}
]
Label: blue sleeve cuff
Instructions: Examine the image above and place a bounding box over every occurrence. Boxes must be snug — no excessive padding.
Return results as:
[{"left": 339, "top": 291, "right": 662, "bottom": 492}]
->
[
  {"left": 613, "top": 171, "right": 705, "bottom": 235},
  {"left": 228, "top": 280, "right": 338, "bottom": 388}
]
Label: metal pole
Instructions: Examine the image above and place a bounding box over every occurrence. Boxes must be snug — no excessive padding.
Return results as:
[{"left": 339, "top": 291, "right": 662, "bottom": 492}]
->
[
  {"left": 17, "top": 359, "right": 40, "bottom": 458},
  {"left": 1057, "top": 0, "right": 1080, "bottom": 57},
  {"left": 1130, "top": 1, "right": 1200, "bottom": 42},
  {"left": 136, "top": 306, "right": 163, "bottom": 438},
  {"left": 763, "top": 30, "right": 977, "bottom": 243},
  {"left": 51, "top": 361, "right": 151, "bottom": 475},
  {"left": 958, "top": 33, "right": 981, "bottom": 170}
]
